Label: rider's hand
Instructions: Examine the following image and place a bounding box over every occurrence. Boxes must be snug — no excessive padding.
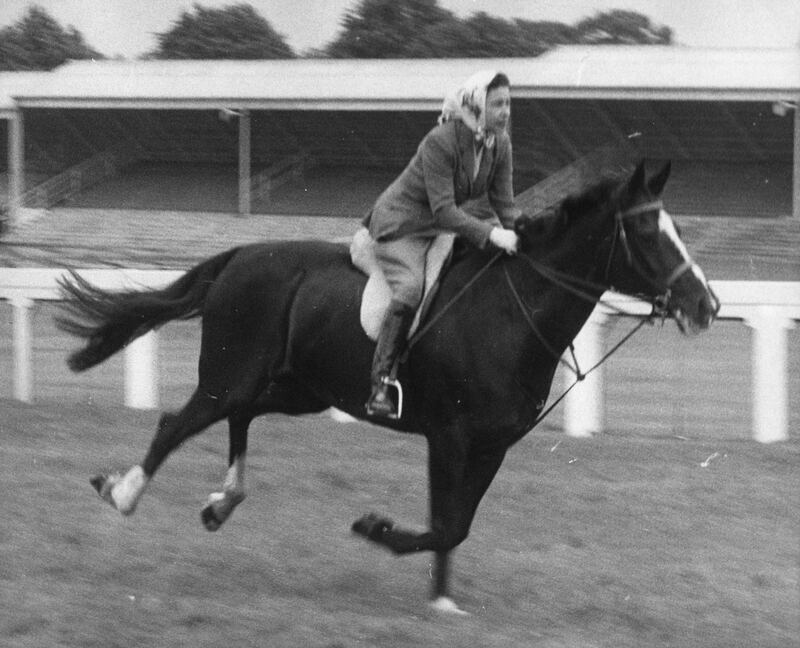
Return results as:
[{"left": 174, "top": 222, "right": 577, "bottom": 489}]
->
[{"left": 489, "top": 227, "right": 519, "bottom": 255}]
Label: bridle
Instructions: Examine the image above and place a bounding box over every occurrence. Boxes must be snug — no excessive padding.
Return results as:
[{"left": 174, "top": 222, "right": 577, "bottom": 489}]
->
[
  {"left": 501, "top": 198, "right": 701, "bottom": 425},
  {"left": 408, "top": 199, "right": 693, "bottom": 353},
  {"left": 607, "top": 199, "right": 695, "bottom": 300},
  {"left": 403, "top": 198, "right": 702, "bottom": 425}
]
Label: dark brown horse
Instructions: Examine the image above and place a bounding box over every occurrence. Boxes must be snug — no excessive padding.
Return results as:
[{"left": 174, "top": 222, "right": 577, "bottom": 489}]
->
[{"left": 57, "top": 161, "right": 719, "bottom": 613}]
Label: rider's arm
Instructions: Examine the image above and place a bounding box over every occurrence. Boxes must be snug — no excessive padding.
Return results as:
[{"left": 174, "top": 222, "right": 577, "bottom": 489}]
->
[
  {"left": 488, "top": 133, "right": 522, "bottom": 229},
  {"left": 421, "top": 130, "right": 495, "bottom": 249}
]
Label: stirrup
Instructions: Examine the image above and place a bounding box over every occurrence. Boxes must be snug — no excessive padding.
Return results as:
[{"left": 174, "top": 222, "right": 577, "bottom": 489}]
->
[{"left": 367, "top": 376, "right": 404, "bottom": 420}]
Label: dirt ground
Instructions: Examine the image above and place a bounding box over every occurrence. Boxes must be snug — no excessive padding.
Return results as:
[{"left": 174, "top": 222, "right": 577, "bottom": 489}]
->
[{"left": 1, "top": 398, "right": 797, "bottom": 648}]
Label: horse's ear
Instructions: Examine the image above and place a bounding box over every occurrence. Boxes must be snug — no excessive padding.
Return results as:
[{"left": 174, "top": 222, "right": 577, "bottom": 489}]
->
[
  {"left": 628, "top": 160, "right": 647, "bottom": 193},
  {"left": 647, "top": 161, "right": 672, "bottom": 196}
]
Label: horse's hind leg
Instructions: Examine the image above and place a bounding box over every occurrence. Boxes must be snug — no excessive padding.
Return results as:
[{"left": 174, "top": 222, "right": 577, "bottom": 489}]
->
[
  {"left": 201, "top": 414, "right": 251, "bottom": 531},
  {"left": 91, "top": 389, "right": 224, "bottom": 515}
]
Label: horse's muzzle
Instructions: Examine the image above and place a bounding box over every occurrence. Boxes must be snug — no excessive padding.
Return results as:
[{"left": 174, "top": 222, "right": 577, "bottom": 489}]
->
[{"left": 669, "top": 268, "right": 720, "bottom": 335}]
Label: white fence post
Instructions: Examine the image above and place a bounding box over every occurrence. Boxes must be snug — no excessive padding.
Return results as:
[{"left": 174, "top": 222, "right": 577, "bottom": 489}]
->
[
  {"left": 563, "top": 310, "right": 607, "bottom": 437},
  {"left": 238, "top": 109, "right": 251, "bottom": 215},
  {"left": 745, "top": 306, "right": 793, "bottom": 443},
  {"left": 11, "top": 296, "right": 34, "bottom": 402},
  {"left": 124, "top": 331, "right": 159, "bottom": 409}
]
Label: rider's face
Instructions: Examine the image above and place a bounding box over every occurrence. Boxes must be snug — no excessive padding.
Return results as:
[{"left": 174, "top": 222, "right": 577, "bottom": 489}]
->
[{"left": 484, "top": 86, "right": 511, "bottom": 135}]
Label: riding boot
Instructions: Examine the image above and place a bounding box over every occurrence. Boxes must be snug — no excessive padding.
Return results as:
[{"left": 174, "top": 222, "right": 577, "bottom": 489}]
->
[{"left": 366, "top": 299, "right": 416, "bottom": 419}]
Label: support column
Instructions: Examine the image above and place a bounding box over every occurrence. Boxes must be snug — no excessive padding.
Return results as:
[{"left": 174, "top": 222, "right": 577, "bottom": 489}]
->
[
  {"left": 124, "top": 331, "right": 159, "bottom": 409},
  {"left": 745, "top": 307, "right": 793, "bottom": 443},
  {"left": 793, "top": 101, "right": 799, "bottom": 219},
  {"left": 563, "top": 311, "right": 607, "bottom": 437},
  {"left": 9, "top": 109, "right": 25, "bottom": 227},
  {"left": 238, "top": 109, "right": 251, "bottom": 215},
  {"left": 11, "top": 296, "right": 33, "bottom": 402}
]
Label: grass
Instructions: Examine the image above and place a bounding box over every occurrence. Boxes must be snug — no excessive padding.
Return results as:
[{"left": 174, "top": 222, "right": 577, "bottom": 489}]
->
[{"left": 1, "top": 399, "right": 798, "bottom": 647}]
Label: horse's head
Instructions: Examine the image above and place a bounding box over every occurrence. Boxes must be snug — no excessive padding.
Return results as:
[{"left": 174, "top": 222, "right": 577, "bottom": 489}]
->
[
  {"left": 515, "top": 160, "right": 719, "bottom": 334},
  {"left": 600, "top": 160, "right": 720, "bottom": 334}
]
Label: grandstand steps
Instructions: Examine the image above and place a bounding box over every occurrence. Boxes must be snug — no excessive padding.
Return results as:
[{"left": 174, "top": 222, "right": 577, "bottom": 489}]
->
[
  {"left": 0, "top": 208, "right": 361, "bottom": 269},
  {"left": 55, "top": 162, "right": 392, "bottom": 218},
  {"left": 1, "top": 205, "right": 797, "bottom": 281},
  {"left": 1, "top": 155, "right": 797, "bottom": 279}
]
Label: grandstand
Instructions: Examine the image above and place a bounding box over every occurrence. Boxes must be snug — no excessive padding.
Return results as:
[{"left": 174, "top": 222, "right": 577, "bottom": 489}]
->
[
  {"left": 1, "top": 47, "right": 799, "bottom": 280},
  {"left": 1, "top": 48, "right": 798, "bottom": 440}
]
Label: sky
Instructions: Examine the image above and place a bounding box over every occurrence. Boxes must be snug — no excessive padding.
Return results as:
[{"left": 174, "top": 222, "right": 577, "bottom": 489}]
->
[{"left": 0, "top": 0, "right": 798, "bottom": 58}]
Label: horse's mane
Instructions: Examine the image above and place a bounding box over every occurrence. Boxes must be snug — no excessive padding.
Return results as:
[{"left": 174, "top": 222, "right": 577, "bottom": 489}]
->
[{"left": 515, "top": 176, "right": 621, "bottom": 247}]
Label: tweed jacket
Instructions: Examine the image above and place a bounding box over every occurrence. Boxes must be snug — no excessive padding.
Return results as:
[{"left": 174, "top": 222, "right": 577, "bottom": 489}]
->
[{"left": 365, "top": 120, "right": 519, "bottom": 248}]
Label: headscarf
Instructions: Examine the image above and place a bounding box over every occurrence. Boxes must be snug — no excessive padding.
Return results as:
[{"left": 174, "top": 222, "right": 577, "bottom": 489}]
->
[{"left": 438, "top": 69, "right": 502, "bottom": 149}]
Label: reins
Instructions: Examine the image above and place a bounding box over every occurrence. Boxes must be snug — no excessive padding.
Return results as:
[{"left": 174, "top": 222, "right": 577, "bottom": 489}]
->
[
  {"left": 403, "top": 249, "right": 505, "bottom": 356},
  {"left": 403, "top": 198, "right": 688, "bottom": 427},
  {"left": 502, "top": 262, "right": 658, "bottom": 427},
  {"left": 501, "top": 198, "right": 689, "bottom": 426}
]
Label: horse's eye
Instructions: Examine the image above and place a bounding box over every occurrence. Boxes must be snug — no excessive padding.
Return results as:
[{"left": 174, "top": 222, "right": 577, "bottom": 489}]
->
[{"left": 636, "top": 214, "right": 659, "bottom": 236}]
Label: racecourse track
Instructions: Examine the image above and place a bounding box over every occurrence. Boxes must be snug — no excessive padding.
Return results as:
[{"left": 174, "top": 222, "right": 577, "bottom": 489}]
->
[{"left": 0, "top": 304, "right": 798, "bottom": 647}]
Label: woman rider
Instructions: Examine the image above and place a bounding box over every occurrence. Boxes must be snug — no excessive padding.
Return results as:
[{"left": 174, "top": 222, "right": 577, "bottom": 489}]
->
[{"left": 364, "top": 70, "right": 521, "bottom": 419}]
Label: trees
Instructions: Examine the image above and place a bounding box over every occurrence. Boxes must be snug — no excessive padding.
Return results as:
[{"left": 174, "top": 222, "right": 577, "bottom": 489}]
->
[
  {"left": 325, "top": 0, "right": 452, "bottom": 58},
  {"left": 576, "top": 10, "right": 672, "bottom": 45},
  {"left": 324, "top": 0, "right": 672, "bottom": 58},
  {"left": 0, "top": 6, "right": 102, "bottom": 71},
  {"left": 0, "top": 1, "right": 673, "bottom": 68},
  {"left": 150, "top": 3, "right": 294, "bottom": 59}
]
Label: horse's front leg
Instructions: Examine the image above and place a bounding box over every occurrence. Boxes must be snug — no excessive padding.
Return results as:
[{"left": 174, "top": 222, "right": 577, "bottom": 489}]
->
[
  {"left": 201, "top": 415, "right": 250, "bottom": 531},
  {"left": 429, "top": 446, "right": 507, "bottom": 609},
  {"left": 351, "top": 473, "right": 472, "bottom": 612},
  {"left": 351, "top": 434, "right": 464, "bottom": 556},
  {"left": 352, "top": 434, "right": 506, "bottom": 613}
]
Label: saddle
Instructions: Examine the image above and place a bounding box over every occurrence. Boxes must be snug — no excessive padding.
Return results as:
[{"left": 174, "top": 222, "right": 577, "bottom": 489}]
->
[{"left": 350, "top": 227, "right": 455, "bottom": 341}]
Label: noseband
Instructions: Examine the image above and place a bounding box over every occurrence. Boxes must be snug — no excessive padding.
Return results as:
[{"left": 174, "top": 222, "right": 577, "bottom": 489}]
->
[{"left": 610, "top": 200, "right": 694, "bottom": 301}]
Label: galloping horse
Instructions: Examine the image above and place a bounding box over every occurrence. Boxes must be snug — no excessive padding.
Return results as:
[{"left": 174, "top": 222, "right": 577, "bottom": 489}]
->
[{"left": 57, "top": 161, "right": 719, "bottom": 613}]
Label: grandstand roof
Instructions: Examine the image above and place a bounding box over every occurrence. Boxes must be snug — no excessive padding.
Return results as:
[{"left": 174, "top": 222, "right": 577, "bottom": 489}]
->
[
  {"left": 0, "top": 71, "right": 50, "bottom": 117},
  {"left": 8, "top": 46, "right": 800, "bottom": 111}
]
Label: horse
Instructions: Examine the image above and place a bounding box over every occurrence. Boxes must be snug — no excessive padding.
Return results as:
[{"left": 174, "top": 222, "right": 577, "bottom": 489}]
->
[{"left": 56, "top": 160, "right": 719, "bottom": 614}]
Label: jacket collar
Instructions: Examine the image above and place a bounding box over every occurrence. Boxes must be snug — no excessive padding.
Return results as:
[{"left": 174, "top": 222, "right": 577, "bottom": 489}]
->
[{"left": 456, "top": 121, "right": 494, "bottom": 190}]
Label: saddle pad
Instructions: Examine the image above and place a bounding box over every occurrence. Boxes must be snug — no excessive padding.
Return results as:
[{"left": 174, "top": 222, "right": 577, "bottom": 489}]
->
[{"left": 350, "top": 227, "right": 455, "bottom": 341}]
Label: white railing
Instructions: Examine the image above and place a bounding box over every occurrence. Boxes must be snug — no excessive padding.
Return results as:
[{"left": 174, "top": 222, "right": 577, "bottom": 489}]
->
[
  {"left": 565, "top": 282, "right": 799, "bottom": 444},
  {"left": 1, "top": 268, "right": 798, "bottom": 442}
]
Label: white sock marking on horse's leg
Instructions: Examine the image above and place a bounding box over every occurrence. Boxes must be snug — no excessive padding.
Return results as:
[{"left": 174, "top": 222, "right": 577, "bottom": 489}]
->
[
  {"left": 110, "top": 465, "right": 148, "bottom": 515},
  {"left": 206, "top": 454, "right": 246, "bottom": 527},
  {"left": 222, "top": 453, "right": 246, "bottom": 494},
  {"left": 430, "top": 596, "right": 469, "bottom": 616}
]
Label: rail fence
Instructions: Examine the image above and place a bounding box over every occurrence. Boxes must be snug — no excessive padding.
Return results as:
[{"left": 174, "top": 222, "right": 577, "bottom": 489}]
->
[{"left": 1, "top": 268, "right": 798, "bottom": 442}]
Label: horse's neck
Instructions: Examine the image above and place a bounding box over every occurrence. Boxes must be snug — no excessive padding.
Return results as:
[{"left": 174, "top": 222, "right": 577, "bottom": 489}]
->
[{"left": 507, "top": 240, "right": 607, "bottom": 353}]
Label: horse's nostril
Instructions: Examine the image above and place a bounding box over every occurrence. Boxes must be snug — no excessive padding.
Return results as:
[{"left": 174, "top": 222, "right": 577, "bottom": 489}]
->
[{"left": 702, "top": 294, "right": 720, "bottom": 324}]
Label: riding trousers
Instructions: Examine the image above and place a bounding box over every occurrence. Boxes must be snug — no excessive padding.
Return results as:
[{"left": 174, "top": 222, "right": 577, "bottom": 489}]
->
[{"left": 374, "top": 235, "right": 434, "bottom": 309}]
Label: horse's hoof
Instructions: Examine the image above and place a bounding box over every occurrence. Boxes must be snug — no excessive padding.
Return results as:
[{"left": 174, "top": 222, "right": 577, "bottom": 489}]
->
[
  {"left": 90, "top": 474, "right": 117, "bottom": 508},
  {"left": 90, "top": 475, "right": 106, "bottom": 495},
  {"left": 351, "top": 513, "right": 394, "bottom": 542},
  {"left": 430, "top": 596, "right": 470, "bottom": 616},
  {"left": 201, "top": 504, "right": 222, "bottom": 532},
  {"left": 200, "top": 491, "right": 245, "bottom": 531}
]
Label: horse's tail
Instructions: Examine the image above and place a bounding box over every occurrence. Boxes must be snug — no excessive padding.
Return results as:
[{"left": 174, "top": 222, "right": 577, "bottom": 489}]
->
[{"left": 56, "top": 247, "right": 241, "bottom": 372}]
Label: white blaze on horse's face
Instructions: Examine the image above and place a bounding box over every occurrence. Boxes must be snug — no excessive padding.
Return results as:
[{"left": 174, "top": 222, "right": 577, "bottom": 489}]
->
[
  {"left": 657, "top": 208, "right": 709, "bottom": 287},
  {"left": 657, "top": 207, "right": 717, "bottom": 332}
]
